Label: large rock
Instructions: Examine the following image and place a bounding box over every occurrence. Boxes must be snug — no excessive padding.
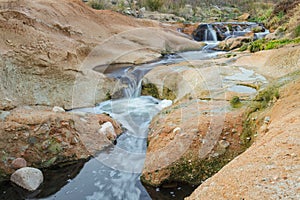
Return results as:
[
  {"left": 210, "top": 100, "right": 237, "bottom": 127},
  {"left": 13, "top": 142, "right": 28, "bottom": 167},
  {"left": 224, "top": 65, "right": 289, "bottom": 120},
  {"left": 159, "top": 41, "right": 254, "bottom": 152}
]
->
[
  {"left": 186, "top": 78, "right": 300, "bottom": 200},
  {"left": 142, "top": 60, "right": 265, "bottom": 103},
  {"left": 10, "top": 167, "right": 43, "bottom": 191},
  {"left": 141, "top": 99, "right": 245, "bottom": 187},
  {"left": 142, "top": 65, "right": 209, "bottom": 102},
  {"left": 218, "top": 36, "right": 252, "bottom": 51},
  {"left": 234, "top": 45, "right": 300, "bottom": 79},
  {"left": 0, "top": 106, "right": 122, "bottom": 180},
  {"left": 0, "top": 0, "right": 202, "bottom": 110}
]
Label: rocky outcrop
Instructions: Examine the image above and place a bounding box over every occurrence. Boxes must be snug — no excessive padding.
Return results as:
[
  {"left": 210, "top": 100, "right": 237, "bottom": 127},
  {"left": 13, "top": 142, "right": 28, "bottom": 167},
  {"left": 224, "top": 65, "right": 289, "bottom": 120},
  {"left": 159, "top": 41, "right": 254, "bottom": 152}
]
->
[
  {"left": 141, "top": 59, "right": 266, "bottom": 103},
  {"left": 141, "top": 99, "right": 245, "bottom": 187},
  {"left": 186, "top": 78, "right": 300, "bottom": 200},
  {"left": 0, "top": 0, "right": 202, "bottom": 110},
  {"left": 10, "top": 167, "right": 43, "bottom": 191},
  {"left": 0, "top": 106, "right": 122, "bottom": 180},
  {"left": 234, "top": 45, "right": 300, "bottom": 79},
  {"left": 192, "top": 22, "right": 268, "bottom": 42},
  {"left": 218, "top": 36, "right": 252, "bottom": 51}
]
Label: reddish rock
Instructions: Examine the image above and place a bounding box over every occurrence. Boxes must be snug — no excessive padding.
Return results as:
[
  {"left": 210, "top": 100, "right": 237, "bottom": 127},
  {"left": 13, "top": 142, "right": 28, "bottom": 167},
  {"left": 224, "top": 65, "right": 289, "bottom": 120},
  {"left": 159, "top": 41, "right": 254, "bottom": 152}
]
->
[
  {"left": 0, "top": 106, "right": 122, "bottom": 180},
  {"left": 11, "top": 158, "right": 27, "bottom": 169},
  {"left": 186, "top": 77, "right": 300, "bottom": 200}
]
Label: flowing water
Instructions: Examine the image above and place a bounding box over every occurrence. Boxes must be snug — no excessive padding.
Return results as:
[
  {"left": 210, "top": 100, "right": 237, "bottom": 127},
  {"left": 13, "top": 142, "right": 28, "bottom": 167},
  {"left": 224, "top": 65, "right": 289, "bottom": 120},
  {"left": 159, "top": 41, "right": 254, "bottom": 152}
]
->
[{"left": 0, "top": 45, "right": 267, "bottom": 199}]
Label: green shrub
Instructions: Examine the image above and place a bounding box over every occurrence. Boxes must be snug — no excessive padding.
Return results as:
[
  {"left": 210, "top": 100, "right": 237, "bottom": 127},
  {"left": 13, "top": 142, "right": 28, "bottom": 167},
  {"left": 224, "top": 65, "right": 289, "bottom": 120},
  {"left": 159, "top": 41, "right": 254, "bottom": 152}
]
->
[
  {"left": 146, "top": 0, "right": 163, "bottom": 11},
  {"left": 230, "top": 96, "right": 241, "bottom": 108},
  {"left": 88, "top": 0, "right": 105, "bottom": 10},
  {"left": 295, "top": 25, "right": 300, "bottom": 37},
  {"left": 239, "top": 43, "right": 249, "bottom": 51},
  {"left": 249, "top": 39, "right": 264, "bottom": 53},
  {"left": 249, "top": 38, "right": 300, "bottom": 53}
]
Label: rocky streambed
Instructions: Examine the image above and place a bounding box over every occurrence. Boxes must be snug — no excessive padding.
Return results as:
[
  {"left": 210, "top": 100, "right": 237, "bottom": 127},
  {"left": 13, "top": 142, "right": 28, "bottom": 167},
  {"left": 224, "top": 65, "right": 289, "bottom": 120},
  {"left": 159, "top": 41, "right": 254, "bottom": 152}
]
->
[{"left": 1, "top": 0, "right": 300, "bottom": 199}]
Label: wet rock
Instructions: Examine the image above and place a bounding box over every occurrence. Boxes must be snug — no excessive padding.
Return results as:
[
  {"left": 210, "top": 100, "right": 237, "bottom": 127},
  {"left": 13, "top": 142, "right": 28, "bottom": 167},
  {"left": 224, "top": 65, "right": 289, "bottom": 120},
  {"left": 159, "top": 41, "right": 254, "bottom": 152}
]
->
[
  {"left": 52, "top": 106, "right": 65, "bottom": 113},
  {"left": 10, "top": 167, "right": 43, "bottom": 191},
  {"left": 157, "top": 99, "right": 173, "bottom": 109},
  {"left": 11, "top": 158, "right": 27, "bottom": 170}
]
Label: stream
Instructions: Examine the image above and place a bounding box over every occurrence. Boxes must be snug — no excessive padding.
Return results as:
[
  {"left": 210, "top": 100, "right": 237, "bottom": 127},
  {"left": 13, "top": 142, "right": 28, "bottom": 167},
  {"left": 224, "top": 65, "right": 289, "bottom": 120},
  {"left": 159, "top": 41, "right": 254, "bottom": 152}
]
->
[
  {"left": 0, "top": 45, "right": 268, "bottom": 200},
  {"left": 47, "top": 49, "right": 224, "bottom": 200}
]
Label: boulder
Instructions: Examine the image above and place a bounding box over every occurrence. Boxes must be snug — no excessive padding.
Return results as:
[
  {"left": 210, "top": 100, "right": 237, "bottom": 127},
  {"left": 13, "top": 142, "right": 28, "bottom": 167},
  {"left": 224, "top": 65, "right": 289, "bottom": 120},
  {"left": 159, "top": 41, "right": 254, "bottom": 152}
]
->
[
  {"left": 0, "top": 106, "right": 122, "bottom": 180},
  {"left": 141, "top": 65, "right": 209, "bottom": 102},
  {"left": 238, "top": 13, "right": 250, "bottom": 21},
  {"left": 10, "top": 167, "right": 43, "bottom": 191},
  {"left": 218, "top": 36, "right": 252, "bottom": 51},
  {"left": 141, "top": 99, "right": 245, "bottom": 187}
]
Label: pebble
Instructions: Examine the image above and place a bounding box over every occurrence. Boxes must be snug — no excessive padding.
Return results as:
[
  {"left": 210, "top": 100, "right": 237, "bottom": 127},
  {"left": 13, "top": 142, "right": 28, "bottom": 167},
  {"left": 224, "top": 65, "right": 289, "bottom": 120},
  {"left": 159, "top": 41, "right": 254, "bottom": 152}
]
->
[
  {"left": 11, "top": 158, "right": 27, "bottom": 169},
  {"left": 52, "top": 106, "right": 65, "bottom": 113},
  {"left": 218, "top": 140, "right": 230, "bottom": 149},
  {"left": 10, "top": 167, "right": 43, "bottom": 191},
  {"left": 264, "top": 116, "right": 270, "bottom": 124}
]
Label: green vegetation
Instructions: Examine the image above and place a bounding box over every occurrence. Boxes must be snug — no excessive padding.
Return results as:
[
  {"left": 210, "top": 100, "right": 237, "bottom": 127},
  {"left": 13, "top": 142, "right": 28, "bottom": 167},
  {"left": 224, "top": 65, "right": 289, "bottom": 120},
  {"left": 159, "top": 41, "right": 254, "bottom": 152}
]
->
[
  {"left": 142, "top": 83, "right": 177, "bottom": 101},
  {"left": 239, "top": 43, "right": 249, "bottom": 51},
  {"left": 165, "top": 148, "right": 242, "bottom": 186},
  {"left": 141, "top": 83, "right": 160, "bottom": 99},
  {"left": 145, "top": 0, "right": 163, "bottom": 11},
  {"left": 295, "top": 25, "right": 300, "bottom": 37},
  {"left": 87, "top": 0, "right": 106, "bottom": 10},
  {"left": 241, "top": 85, "right": 279, "bottom": 147},
  {"left": 249, "top": 38, "right": 300, "bottom": 52},
  {"left": 230, "top": 96, "right": 242, "bottom": 108}
]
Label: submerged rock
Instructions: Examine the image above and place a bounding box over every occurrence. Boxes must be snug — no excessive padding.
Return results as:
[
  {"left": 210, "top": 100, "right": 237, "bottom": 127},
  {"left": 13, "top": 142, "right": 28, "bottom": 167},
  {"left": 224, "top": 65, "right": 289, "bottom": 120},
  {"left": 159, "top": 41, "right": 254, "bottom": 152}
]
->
[{"left": 10, "top": 167, "right": 43, "bottom": 191}]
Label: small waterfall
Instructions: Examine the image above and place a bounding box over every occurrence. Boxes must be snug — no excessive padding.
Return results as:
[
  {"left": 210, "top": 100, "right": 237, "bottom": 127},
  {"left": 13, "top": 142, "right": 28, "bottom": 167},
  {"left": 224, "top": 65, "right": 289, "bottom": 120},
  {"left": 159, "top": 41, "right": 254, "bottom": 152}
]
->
[
  {"left": 205, "top": 24, "right": 218, "bottom": 42},
  {"left": 193, "top": 22, "right": 269, "bottom": 42}
]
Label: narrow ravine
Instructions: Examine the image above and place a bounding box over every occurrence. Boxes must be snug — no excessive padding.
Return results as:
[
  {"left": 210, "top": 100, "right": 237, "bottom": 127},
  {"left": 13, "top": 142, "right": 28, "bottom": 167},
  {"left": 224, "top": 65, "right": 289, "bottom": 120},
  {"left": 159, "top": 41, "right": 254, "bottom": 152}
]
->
[
  {"left": 0, "top": 46, "right": 268, "bottom": 200},
  {"left": 37, "top": 49, "right": 227, "bottom": 200}
]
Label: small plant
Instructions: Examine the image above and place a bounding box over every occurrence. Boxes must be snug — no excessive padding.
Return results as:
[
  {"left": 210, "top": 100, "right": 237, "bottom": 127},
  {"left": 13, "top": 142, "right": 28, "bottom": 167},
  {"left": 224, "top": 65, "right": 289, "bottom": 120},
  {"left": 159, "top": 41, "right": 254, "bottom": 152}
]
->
[
  {"left": 88, "top": 0, "right": 105, "bottom": 10},
  {"left": 249, "top": 39, "right": 264, "bottom": 53},
  {"left": 146, "top": 0, "right": 163, "bottom": 11},
  {"left": 230, "top": 96, "right": 241, "bottom": 108},
  {"left": 239, "top": 43, "right": 249, "bottom": 52},
  {"left": 295, "top": 25, "right": 300, "bottom": 37}
]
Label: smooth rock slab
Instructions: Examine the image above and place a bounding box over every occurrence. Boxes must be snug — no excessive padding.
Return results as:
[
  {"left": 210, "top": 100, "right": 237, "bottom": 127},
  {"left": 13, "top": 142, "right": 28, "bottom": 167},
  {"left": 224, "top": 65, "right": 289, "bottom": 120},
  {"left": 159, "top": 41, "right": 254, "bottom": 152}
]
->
[{"left": 10, "top": 167, "right": 43, "bottom": 191}]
